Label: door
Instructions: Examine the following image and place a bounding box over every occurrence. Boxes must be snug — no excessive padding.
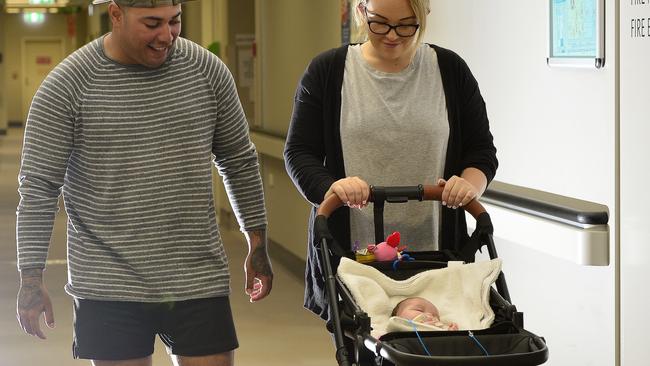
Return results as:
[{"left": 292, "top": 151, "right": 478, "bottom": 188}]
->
[
  {"left": 620, "top": 2, "right": 650, "bottom": 365},
  {"left": 22, "top": 39, "right": 64, "bottom": 122}
]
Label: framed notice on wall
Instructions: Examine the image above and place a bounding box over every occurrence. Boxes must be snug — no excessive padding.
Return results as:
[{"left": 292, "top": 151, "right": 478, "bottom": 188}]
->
[{"left": 548, "top": 0, "right": 605, "bottom": 68}]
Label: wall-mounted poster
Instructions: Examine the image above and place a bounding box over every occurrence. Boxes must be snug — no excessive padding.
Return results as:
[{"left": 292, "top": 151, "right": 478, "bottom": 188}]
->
[{"left": 548, "top": 0, "right": 605, "bottom": 68}]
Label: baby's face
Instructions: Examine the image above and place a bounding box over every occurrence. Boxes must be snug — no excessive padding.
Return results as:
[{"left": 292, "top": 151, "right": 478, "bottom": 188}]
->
[{"left": 397, "top": 298, "right": 440, "bottom": 324}]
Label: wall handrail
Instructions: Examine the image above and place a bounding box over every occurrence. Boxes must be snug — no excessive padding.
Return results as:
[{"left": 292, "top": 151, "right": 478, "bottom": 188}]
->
[
  {"left": 475, "top": 181, "right": 609, "bottom": 266},
  {"left": 482, "top": 181, "right": 609, "bottom": 228}
]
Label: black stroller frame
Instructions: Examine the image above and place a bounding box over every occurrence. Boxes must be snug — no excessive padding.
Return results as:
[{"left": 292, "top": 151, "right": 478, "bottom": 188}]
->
[{"left": 315, "top": 185, "right": 549, "bottom": 366}]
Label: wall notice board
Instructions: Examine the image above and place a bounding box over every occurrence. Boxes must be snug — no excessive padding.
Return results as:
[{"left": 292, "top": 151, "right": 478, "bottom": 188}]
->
[{"left": 548, "top": 0, "right": 605, "bottom": 68}]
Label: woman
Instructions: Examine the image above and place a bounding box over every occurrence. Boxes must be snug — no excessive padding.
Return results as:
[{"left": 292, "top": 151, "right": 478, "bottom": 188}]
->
[{"left": 284, "top": 0, "right": 498, "bottom": 321}]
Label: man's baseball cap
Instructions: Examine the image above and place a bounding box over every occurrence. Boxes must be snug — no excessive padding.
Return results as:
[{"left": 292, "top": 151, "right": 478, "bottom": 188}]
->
[{"left": 92, "top": 0, "right": 194, "bottom": 7}]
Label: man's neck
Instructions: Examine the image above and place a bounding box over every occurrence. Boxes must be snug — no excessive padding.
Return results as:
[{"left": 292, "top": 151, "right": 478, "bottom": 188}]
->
[{"left": 103, "top": 33, "right": 131, "bottom": 64}]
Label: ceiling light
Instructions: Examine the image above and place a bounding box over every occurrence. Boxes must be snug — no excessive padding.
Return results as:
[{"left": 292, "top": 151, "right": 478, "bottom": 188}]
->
[{"left": 23, "top": 12, "right": 45, "bottom": 24}]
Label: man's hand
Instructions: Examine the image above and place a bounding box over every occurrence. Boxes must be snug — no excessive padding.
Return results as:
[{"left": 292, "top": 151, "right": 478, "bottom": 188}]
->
[
  {"left": 243, "top": 230, "right": 273, "bottom": 302},
  {"left": 16, "top": 269, "right": 55, "bottom": 339}
]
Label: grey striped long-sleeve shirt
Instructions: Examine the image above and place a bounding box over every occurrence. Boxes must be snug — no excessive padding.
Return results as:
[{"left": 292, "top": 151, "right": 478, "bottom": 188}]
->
[{"left": 16, "top": 36, "right": 267, "bottom": 302}]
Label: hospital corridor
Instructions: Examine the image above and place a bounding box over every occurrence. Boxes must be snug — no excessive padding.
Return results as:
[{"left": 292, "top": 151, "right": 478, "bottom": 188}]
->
[{"left": 1, "top": 0, "right": 649, "bottom": 365}]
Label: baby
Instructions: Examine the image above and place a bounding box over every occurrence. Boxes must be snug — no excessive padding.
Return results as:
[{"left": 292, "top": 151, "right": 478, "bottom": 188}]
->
[{"left": 392, "top": 297, "right": 459, "bottom": 331}]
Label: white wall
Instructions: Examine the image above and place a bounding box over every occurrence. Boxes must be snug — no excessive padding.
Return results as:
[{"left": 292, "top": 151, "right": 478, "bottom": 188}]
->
[{"left": 425, "top": 1, "right": 617, "bottom": 365}]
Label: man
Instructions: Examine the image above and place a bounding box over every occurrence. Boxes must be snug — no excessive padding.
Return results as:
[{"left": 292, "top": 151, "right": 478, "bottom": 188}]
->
[{"left": 15, "top": 1, "right": 273, "bottom": 365}]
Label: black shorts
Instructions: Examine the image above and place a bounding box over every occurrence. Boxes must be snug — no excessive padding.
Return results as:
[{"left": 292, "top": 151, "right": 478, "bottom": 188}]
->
[{"left": 72, "top": 296, "right": 238, "bottom": 361}]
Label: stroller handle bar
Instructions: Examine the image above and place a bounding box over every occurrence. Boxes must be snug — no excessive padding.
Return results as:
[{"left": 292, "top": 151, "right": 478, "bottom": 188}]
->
[{"left": 317, "top": 184, "right": 487, "bottom": 219}]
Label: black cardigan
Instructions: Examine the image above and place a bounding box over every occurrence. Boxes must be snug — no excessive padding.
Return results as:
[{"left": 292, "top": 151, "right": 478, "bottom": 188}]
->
[{"left": 284, "top": 44, "right": 498, "bottom": 320}]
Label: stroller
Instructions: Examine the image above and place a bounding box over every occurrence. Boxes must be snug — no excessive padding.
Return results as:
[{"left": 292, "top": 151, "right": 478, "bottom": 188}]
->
[{"left": 315, "top": 185, "right": 549, "bottom": 366}]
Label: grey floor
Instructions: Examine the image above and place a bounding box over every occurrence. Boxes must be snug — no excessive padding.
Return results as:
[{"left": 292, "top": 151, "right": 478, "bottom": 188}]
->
[{"left": 0, "top": 127, "right": 335, "bottom": 365}]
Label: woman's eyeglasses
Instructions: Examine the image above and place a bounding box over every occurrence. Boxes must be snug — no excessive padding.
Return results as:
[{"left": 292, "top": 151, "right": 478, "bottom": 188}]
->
[{"left": 365, "top": 9, "right": 419, "bottom": 37}]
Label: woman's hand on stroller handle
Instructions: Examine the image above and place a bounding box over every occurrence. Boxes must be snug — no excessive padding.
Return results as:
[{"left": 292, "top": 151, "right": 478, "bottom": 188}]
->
[
  {"left": 317, "top": 184, "right": 487, "bottom": 220},
  {"left": 324, "top": 176, "right": 370, "bottom": 209},
  {"left": 437, "top": 176, "right": 478, "bottom": 209}
]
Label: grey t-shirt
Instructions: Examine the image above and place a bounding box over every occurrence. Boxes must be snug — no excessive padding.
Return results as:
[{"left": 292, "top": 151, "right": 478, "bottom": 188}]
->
[{"left": 340, "top": 44, "right": 449, "bottom": 251}]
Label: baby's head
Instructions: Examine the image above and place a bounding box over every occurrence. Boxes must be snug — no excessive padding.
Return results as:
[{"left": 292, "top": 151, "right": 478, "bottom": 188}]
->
[
  {"left": 392, "top": 297, "right": 459, "bottom": 330},
  {"left": 391, "top": 297, "right": 440, "bottom": 323}
]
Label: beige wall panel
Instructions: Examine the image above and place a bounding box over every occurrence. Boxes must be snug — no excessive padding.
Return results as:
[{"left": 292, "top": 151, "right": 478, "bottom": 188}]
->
[
  {"left": 87, "top": 4, "right": 104, "bottom": 41},
  {"left": 181, "top": 0, "right": 203, "bottom": 45},
  {"left": 226, "top": 0, "right": 254, "bottom": 124},
  {"left": 74, "top": 12, "right": 89, "bottom": 49},
  {"left": 0, "top": 13, "right": 7, "bottom": 131},
  {"left": 252, "top": 1, "right": 340, "bottom": 260},
  {"left": 262, "top": 156, "right": 311, "bottom": 260},
  {"left": 3, "top": 14, "right": 74, "bottom": 123},
  {"left": 257, "top": 0, "right": 340, "bottom": 135},
  {"left": 210, "top": 1, "right": 341, "bottom": 260}
]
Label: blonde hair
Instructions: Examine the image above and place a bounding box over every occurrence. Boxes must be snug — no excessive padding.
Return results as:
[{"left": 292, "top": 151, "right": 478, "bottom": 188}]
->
[{"left": 352, "top": 0, "right": 430, "bottom": 44}]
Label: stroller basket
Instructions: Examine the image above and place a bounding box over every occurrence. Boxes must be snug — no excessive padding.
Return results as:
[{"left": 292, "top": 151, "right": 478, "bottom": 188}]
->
[
  {"left": 315, "top": 185, "right": 549, "bottom": 366},
  {"left": 374, "top": 328, "right": 547, "bottom": 366}
]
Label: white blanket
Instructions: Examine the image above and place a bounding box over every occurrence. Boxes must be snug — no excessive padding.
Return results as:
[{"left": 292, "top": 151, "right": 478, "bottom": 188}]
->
[
  {"left": 337, "top": 257, "right": 502, "bottom": 337},
  {"left": 386, "top": 316, "right": 453, "bottom": 333}
]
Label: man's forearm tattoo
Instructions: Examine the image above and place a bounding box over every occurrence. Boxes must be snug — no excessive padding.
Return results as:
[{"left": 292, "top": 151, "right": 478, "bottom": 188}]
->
[
  {"left": 18, "top": 269, "right": 44, "bottom": 310},
  {"left": 248, "top": 230, "right": 273, "bottom": 276}
]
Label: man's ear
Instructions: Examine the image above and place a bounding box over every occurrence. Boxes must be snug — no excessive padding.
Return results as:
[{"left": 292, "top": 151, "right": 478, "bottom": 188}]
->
[{"left": 107, "top": 3, "right": 124, "bottom": 26}]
